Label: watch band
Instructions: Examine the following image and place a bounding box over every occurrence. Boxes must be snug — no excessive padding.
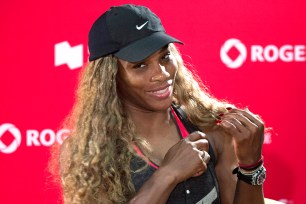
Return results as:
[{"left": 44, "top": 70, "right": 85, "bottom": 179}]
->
[{"left": 233, "top": 165, "right": 267, "bottom": 185}]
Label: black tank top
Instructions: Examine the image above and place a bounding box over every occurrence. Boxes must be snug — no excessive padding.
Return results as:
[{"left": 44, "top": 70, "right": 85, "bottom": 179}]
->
[{"left": 130, "top": 105, "right": 221, "bottom": 204}]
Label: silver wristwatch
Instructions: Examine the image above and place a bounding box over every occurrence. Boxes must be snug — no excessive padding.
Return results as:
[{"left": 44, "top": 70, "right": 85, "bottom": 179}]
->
[{"left": 233, "top": 165, "right": 267, "bottom": 185}]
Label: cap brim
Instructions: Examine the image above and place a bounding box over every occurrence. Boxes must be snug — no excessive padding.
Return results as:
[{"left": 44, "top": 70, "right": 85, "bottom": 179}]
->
[{"left": 114, "top": 32, "right": 183, "bottom": 62}]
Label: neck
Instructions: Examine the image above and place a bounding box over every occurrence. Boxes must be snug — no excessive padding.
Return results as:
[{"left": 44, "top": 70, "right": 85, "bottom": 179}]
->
[
  {"left": 125, "top": 104, "right": 181, "bottom": 165},
  {"left": 125, "top": 104, "right": 173, "bottom": 140}
]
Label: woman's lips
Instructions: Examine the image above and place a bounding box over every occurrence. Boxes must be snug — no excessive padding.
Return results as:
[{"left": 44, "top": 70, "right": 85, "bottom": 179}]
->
[{"left": 147, "top": 85, "right": 172, "bottom": 99}]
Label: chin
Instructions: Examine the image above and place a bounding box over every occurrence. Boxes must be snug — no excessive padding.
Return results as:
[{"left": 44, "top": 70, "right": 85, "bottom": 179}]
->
[{"left": 149, "top": 99, "right": 173, "bottom": 111}]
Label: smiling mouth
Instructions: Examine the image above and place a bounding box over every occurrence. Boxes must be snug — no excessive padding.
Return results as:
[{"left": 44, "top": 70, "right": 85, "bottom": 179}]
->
[
  {"left": 147, "top": 79, "right": 174, "bottom": 99},
  {"left": 151, "top": 86, "right": 170, "bottom": 94},
  {"left": 147, "top": 85, "right": 172, "bottom": 99}
]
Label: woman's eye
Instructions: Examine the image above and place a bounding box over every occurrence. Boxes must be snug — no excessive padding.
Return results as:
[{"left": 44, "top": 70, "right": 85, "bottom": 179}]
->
[
  {"left": 133, "top": 63, "right": 146, "bottom": 69},
  {"left": 161, "top": 52, "right": 171, "bottom": 61}
]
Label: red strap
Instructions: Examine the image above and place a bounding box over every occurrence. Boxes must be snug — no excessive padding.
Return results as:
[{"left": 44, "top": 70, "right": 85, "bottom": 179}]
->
[
  {"left": 170, "top": 106, "right": 189, "bottom": 138},
  {"left": 238, "top": 155, "right": 264, "bottom": 170},
  {"left": 132, "top": 144, "right": 159, "bottom": 169}
]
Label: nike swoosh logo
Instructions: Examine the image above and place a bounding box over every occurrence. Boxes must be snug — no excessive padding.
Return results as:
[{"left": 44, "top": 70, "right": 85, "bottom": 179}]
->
[{"left": 136, "top": 21, "right": 148, "bottom": 30}]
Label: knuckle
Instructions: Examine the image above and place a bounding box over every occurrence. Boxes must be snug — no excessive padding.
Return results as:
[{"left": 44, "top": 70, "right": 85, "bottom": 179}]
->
[
  {"left": 192, "top": 131, "right": 205, "bottom": 139},
  {"left": 197, "top": 131, "right": 206, "bottom": 137},
  {"left": 202, "top": 140, "right": 209, "bottom": 149},
  {"left": 205, "top": 154, "right": 211, "bottom": 162}
]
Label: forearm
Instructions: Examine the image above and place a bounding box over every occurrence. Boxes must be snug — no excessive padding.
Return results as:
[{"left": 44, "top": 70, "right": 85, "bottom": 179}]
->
[
  {"left": 128, "top": 168, "right": 178, "bottom": 204},
  {"left": 233, "top": 181, "right": 264, "bottom": 204}
]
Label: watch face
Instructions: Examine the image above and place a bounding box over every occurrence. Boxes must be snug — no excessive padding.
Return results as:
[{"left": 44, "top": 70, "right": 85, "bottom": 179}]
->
[{"left": 256, "top": 170, "right": 266, "bottom": 185}]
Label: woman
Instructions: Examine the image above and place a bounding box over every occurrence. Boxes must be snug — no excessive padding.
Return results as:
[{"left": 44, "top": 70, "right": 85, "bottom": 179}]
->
[{"left": 58, "top": 4, "right": 266, "bottom": 204}]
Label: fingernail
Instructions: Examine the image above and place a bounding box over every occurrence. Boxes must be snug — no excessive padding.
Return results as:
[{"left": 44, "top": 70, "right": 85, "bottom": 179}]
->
[
  {"left": 215, "top": 119, "right": 222, "bottom": 124},
  {"left": 226, "top": 107, "right": 232, "bottom": 111}
]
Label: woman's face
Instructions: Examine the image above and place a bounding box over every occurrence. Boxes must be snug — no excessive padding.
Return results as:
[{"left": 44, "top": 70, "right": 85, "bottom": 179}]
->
[{"left": 117, "top": 45, "right": 178, "bottom": 112}]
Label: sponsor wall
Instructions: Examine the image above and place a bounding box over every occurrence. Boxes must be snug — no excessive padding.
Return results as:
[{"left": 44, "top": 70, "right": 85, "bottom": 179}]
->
[{"left": 1, "top": 0, "right": 305, "bottom": 203}]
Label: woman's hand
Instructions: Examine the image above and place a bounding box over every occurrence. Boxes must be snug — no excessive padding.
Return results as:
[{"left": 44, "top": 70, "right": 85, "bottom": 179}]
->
[
  {"left": 159, "top": 131, "right": 210, "bottom": 183},
  {"left": 219, "top": 108, "right": 264, "bottom": 165},
  {"left": 128, "top": 131, "right": 211, "bottom": 204}
]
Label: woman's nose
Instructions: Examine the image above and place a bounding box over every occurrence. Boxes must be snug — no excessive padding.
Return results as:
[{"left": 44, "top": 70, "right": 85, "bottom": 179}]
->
[{"left": 151, "top": 63, "right": 170, "bottom": 82}]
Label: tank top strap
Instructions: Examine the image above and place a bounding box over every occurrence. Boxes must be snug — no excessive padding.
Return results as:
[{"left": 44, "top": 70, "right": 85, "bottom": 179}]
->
[
  {"left": 170, "top": 106, "right": 189, "bottom": 138},
  {"left": 170, "top": 104, "right": 217, "bottom": 166}
]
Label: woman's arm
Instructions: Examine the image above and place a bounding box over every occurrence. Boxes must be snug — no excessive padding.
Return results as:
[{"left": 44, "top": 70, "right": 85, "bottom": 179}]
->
[
  {"left": 128, "top": 166, "right": 177, "bottom": 204},
  {"left": 234, "top": 181, "right": 264, "bottom": 204},
  {"left": 213, "top": 108, "right": 265, "bottom": 204}
]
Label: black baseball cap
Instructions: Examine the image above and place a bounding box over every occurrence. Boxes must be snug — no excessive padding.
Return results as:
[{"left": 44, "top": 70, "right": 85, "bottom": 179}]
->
[{"left": 88, "top": 4, "right": 183, "bottom": 62}]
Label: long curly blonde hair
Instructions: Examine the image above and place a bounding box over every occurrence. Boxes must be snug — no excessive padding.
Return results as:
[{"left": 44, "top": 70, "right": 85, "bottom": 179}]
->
[{"left": 56, "top": 44, "right": 229, "bottom": 204}]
